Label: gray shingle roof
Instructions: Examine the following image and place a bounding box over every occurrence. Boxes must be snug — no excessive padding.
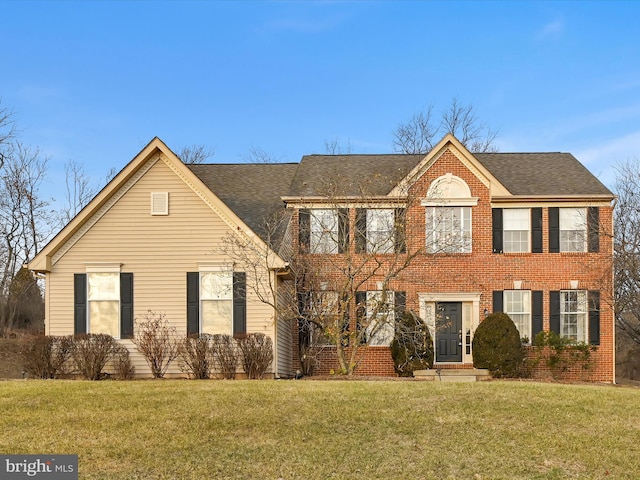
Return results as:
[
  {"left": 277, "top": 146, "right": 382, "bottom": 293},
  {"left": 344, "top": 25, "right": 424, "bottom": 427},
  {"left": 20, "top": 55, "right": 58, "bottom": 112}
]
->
[
  {"left": 474, "top": 152, "right": 613, "bottom": 196},
  {"left": 187, "top": 151, "right": 612, "bottom": 245},
  {"left": 288, "top": 154, "right": 423, "bottom": 197},
  {"left": 187, "top": 163, "right": 299, "bottom": 240}
]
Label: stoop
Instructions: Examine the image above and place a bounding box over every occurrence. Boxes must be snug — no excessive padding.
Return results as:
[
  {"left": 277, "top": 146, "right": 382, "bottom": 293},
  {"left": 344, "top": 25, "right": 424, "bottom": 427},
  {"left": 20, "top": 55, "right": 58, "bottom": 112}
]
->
[{"left": 413, "top": 369, "right": 491, "bottom": 382}]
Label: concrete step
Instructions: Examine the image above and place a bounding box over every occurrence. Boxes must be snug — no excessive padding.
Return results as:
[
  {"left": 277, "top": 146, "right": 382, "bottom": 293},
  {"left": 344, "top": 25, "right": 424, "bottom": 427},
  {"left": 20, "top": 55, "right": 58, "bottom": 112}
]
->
[{"left": 413, "top": 368, "right": 491, "bottom": 382}]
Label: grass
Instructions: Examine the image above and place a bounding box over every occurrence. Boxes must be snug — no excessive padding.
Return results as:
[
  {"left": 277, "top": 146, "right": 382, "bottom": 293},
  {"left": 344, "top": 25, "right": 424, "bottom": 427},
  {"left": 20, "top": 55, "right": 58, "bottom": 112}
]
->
[{"left": 0, "top": 380, "right": 639, "bottom": 479}]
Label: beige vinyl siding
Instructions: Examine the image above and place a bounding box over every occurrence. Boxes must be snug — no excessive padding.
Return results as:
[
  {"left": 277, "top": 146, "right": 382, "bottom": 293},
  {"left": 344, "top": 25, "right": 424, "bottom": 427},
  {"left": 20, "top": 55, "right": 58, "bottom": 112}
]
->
[
  {"left": 46, "top": 158, "right": 276, "bottom": 376},
  {"left": 275, "top": 277, "right": 295, "bottom": 377}
]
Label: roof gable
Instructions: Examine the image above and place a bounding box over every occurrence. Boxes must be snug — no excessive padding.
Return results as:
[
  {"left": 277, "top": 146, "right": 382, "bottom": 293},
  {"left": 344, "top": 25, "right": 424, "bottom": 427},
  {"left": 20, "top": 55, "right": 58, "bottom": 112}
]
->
[{"left": 29, "top": 137, "right": 286, "bottom": 272}]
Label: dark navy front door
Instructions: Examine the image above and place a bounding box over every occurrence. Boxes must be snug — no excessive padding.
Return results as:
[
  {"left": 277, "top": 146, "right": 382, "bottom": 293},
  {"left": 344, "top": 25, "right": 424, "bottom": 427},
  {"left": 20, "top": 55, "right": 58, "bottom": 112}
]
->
[{"left": 435, "top": 302, "right": 462, "bottom": 362}]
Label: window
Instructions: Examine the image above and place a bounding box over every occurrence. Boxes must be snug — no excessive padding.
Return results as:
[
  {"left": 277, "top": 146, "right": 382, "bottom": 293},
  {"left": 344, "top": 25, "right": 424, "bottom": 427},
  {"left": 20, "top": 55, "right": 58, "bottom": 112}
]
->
[
  {"left": 364, "top": 291, "right": 395, "bottom": 346},
  {"left": 504, "top": 290, "right": 531, "bottom": 339},
  {"left": 503, "top": 209, "right": 529, "bottom": 253},
  {"left": 186, "top": 271, "right": 246, "bottom": 336},
  {"left": 310, "top": 209, "right": 339, "bottom": 254},
  {"left": 560, "top": 290, "right": 587, "bottom": 342},
  {"left": 366, "top": 209, "right": 395, "bottom": 253},
  {"left": 309, "top": 291, "right": 340, "bottom": 345},
  {"left": 74, "top": 271, "right": 133, "bottom": 339},
  {"left": 560, "top": 208, "right": 587, "bottom": 252},
  {"left": 200, "top": 271, "right": 233, "bottom": 335},
  {"left": 87, "top": 272, "right": 120, "bottom": 337},
  {"left": 426, "top": 206, "right": 471, "bottom": 253}
]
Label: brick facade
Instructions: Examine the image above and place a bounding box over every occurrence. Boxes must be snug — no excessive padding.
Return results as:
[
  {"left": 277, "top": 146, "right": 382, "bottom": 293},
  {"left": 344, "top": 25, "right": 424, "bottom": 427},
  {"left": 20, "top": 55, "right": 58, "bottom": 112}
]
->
[{"left": 290, "top": 144, "right": 615, "bottom": 382}]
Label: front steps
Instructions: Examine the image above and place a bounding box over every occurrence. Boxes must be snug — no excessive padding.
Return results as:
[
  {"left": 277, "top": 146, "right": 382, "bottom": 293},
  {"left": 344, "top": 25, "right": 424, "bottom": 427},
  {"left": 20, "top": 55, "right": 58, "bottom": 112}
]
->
[{"left": 413, "top": 368, "right": 491, "bottom": 382}]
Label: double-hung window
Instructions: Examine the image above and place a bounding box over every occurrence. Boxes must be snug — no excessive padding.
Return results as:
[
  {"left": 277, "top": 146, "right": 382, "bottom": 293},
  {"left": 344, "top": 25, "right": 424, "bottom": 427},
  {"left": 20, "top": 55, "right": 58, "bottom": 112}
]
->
[
  {"left": 200, "top": 271, "right": 233, "bottom": 335},
  {"left": 504, "top": 290, "right": 531, "bottom": 340},
  {"left": 426, "top": 206, "right": 472, "bottom": 253},
  {"left": 87, "top": 272, "right": 120, "bottom": 337},
  {"left": 560, "top": 290, "right": 587, "bottom": 342},
  {"left": 366, "top": 209, "right": 395, "bottom": 254},
  {"left": 503, "top": 209, "right": 530, "bottom": 253},
  {"left": 187, "top": 270, "right": 246, "bottom": 337},
  {"left": 560, "top": 208, "right": 587, "bottom": 252},
  {"left": 310, "top": 209, "right": 339, "bottom": 254},
  {"left": 364, "top": 291, "right": 395, "bottom": 346},
  {"left": 74, "top": 267, "right": 134, "bottom": 339}
]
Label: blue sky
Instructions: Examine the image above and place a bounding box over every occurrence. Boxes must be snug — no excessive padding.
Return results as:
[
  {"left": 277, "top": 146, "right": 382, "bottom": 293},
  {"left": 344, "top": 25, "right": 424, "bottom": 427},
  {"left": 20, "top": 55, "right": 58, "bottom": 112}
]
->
[{"left": 2, "top": 0, "right": 639, "bottom": 204}]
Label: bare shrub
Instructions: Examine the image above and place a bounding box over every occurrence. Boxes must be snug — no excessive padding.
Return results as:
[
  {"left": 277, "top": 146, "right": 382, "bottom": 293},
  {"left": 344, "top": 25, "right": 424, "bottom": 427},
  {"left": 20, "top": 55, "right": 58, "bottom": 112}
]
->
[
  {"left": 132, "top": 311, "right": 179, "bottom": 378},
  {"left": 112, "top": 345, "right": 135, "bottom": 380},
  {"left": 178, "top": 334, "right": 214, "bottom": 379},
  {"left": 211, "top": 334, "right": 238, "bottom": 379},
  {"left": 71, "top": 334, "right": 119, "bottom": 380},
  {"left": 238, "top": 333, "right": 273, "bottom": 379},
  {"left": 21, "top": 335, "right": 72, "bottom": 379}
]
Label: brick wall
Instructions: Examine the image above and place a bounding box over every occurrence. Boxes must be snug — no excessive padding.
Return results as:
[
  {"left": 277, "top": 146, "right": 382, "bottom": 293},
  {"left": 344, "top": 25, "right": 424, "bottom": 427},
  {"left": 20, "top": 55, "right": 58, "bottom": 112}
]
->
[{"left": 290, "top": 148, "right": 615, "bottom": 382}]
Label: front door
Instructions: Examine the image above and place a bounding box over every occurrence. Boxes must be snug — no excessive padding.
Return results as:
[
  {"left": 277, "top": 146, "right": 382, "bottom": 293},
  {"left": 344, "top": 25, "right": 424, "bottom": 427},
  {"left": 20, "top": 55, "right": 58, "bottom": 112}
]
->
[{"left": 435, "top": 302, "right": 462, "bottom": 363}]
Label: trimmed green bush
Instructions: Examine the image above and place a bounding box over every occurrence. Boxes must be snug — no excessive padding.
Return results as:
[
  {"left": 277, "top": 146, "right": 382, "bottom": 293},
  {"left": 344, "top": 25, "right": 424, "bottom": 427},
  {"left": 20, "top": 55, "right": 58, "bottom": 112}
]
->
[
  {"left": 390, "top": 311, "right": 434, "bottom": 376},
  {"left": 472, "top": 312, "right": 524, "bottom": 378}
]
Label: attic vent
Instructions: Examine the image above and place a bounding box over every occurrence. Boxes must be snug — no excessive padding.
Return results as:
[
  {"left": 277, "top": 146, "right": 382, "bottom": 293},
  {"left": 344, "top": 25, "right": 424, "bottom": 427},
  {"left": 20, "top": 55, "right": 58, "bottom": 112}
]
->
[{"left": 151, "top": 192, "right": 169, "bottom": 215}]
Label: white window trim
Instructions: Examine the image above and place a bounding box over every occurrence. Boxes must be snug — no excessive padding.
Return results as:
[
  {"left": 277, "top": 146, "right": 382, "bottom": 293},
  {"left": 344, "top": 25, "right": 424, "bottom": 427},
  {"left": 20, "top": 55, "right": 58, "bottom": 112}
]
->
[
  {"left": 310, "top": 208, "right": 339, "bottom": 254},
  {"left": 426, "top": 206, "right": 472, "bottom": 254},
  {"left": 560, "top": 290, "right": 588, "bottom": 343},
  {"left": 504, "top": 290, "right": 532, "bottom": 340},
  {"left": 199, "top": 269, "right": 234, "bottom": 336},
  {"left": 365, "top": 291, "right": 395, "bottom": 346},
  {"left": 86, "top": 264, "right": 122, "bottom": 338},
  {"left": 366, "top": 208, "right": 395, "bottom": 254},
  {"left": 503, "top": 208, "right": 531, "bottom": 253}
]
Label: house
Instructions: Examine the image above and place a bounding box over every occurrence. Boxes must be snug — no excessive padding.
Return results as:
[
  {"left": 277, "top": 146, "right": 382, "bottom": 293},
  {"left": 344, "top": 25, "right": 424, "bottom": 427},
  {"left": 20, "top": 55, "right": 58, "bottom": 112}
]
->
[{"left": 29, "top": 134, "right": 615, "bottom": 381}]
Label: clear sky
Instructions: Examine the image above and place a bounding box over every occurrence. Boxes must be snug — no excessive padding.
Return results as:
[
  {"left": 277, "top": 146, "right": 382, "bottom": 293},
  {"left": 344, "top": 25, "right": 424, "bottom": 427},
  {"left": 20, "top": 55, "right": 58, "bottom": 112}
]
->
[{"left": 2, "top": 0, "right": 639, "bottom": 204}]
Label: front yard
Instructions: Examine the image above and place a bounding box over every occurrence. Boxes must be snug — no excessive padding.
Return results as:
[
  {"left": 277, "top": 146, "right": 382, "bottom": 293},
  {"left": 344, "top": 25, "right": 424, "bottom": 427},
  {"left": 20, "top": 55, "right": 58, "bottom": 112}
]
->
[{"left": 0, "top": 379, "right": 638, "bottom": 479}]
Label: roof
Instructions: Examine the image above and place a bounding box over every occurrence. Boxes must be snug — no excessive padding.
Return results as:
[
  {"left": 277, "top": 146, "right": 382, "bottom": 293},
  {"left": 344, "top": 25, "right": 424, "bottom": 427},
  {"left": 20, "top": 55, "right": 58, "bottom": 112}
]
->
[
  {"left": 188, "top": 162, "right": 299, "bottom": 241},
  {"left": 474, "top": 152, "right": 613, "bottom": 196},
  {"left": 282, "top": 151, "right": 613, "bottom": 198},
  {"left": 287, "top": 154, "right": 423, "bottom": 197}
]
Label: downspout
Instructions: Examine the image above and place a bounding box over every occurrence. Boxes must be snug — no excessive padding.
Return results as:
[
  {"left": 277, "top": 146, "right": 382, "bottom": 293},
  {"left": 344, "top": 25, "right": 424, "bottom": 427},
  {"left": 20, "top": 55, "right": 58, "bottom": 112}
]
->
[{"left": 611, "top": 197, "right": 617, "bottom": 384}]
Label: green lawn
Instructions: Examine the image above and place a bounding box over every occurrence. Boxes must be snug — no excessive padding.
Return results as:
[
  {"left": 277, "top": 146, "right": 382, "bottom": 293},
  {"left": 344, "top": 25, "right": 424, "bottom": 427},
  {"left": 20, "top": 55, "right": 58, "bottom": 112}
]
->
[{"left": 0, "top": 379, "right": 638, "bottom": 479}]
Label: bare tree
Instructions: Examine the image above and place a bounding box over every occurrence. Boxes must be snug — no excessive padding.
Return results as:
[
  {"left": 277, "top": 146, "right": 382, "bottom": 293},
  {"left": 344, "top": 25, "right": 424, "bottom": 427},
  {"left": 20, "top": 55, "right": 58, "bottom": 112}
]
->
[
  {"left": 613, "top": 158, "right": 640, "bottom": 345},
  {"left": 393, "top": 99, "right": 498, "bottom": 154},
  {"left": 0, "top": 99, "right": 17, "bottom": 168},
  {"left": 324, "top": 138, "right": 353, "bottom": 155},
  {"left": 0, "top": 142, "right": 52, "bottom": 333},
  {"left": 241, "top": 147, "right": 281, "bottom": 164},
  {"left": 219, "top": 167, "right": 471, "bottom": 375},
  {"left": 178, "top": 144, "right": 215, "bottom": 164},
  {"left": 57, "top": 160, "right": 98, "bottom": 227}
]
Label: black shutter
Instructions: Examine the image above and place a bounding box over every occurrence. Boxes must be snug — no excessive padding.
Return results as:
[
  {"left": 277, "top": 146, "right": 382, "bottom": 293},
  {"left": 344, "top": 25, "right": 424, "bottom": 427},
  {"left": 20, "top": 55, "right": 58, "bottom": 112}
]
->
[
  {"left": 233, "top": 272, "right": 247, "bottom": 336},
  {"left": 355, "top": 209, "right": 367, "bottom": 254},
  {"left": 549, "top": 207, "right": 560, "bottom": 253},
  {"left": 589, "top": 290, "right": 600, "bottom": 346},
  {"left": 395, "top": 208, "right": 407, "bottom": 254},
  {"left": 588, "top": 207, "right": 600, "bottom": 253},
  {"left": 492, "top": 208, "right": 503, "bottom": 253},
  {"left": 74, "top": 274, "right": 87, "bottom": 335},
  {"left": 492, "top": 290, "right": 503, "bottom": 313},
  {"left": 394, "top": 291, "right": 406, "bottom": 314},
  {"left": 341, "top": 293, "right": 350, "bottom": 347},
  {"left": 355, "top": 291, "right": 367, "bottom": 344},
  {"left": 186, "top": 272, "right": 199, "bottom": 336},
  {"left": 297, "top": 291, "right": 311, "bottom": 349},
  {"left": 120, "top": 273, "right": 134, "bottom": 339},
  {"left": 531, "top": 208, "right": 543, "bottom": 253},
  {"left": 299, "top": 209, "right": 310, "bottom": 252},
  {"left": 532, "top": 290, "right": 543, "bottom": 342},
  {"left": 338, "top": 208, "right": 349, "bottom": 254},
  {"left": 549, "top": 291, "right": 560, "bottom": 334}
]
